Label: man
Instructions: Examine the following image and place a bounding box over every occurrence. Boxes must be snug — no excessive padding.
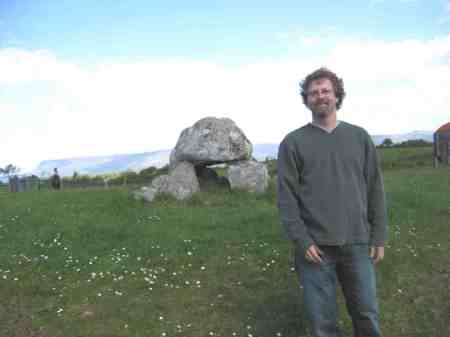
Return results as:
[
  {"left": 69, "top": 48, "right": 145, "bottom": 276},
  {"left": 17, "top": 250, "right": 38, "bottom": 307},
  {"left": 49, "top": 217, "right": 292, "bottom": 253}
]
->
[
  {"left": 277, "top": 67, "right": 388, "bottom": 337},
  {"left": 50, "top": 167, "right": 61, "bottom": 190}
]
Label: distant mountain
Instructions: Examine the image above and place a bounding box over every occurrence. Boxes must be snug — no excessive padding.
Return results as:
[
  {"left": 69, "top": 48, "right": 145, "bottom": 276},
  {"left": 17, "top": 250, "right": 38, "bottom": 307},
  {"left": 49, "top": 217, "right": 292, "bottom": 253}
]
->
[
  {"left": 34, "top": 150, "right": 171, "bottom": 177},
  {"left": 31, "top": 131, "right": 434, "bottom": 177},
  {"left": 32, "top": 145, "right": 277, "bottom": 177}
]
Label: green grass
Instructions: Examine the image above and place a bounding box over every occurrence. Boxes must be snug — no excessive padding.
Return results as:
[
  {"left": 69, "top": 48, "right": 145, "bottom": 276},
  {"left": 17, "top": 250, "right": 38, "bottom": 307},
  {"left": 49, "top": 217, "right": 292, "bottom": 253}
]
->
[
  {"left": 0, "top": 147, "right": 449, "bottom": 337},
  {"left": 0, "top": 184, "right": 7, "bottom": 193},
  {"left": 378, "top": 146, "right": 434, "bottom": 170}
]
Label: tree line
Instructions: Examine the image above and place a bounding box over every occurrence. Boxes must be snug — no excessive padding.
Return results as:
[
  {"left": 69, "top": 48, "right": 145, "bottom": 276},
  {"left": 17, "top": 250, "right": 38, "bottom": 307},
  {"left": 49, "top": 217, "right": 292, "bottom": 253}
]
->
[{"left": 378, "top": 138, "right": 432, "bottom": 148}]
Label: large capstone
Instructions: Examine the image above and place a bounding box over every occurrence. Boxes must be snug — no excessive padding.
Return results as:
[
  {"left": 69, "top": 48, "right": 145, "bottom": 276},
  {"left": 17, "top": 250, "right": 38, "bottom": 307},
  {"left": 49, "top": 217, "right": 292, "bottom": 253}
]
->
[
  {"left": 227, "top": 160, "right": 269, "bottom": 194},
  {"left": 170, "top": 117, "right": 252, "bottom": 166}
]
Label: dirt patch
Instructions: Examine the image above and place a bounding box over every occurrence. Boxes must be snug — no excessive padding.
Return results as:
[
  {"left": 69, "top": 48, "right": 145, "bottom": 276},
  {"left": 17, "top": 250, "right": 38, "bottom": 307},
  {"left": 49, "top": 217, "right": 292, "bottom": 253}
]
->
[
  {"left": 0, "top": 300, "right": 48, "bottom": 337},
  {"left": 67, "top": 303, "right": 99, "bottom": 320}
]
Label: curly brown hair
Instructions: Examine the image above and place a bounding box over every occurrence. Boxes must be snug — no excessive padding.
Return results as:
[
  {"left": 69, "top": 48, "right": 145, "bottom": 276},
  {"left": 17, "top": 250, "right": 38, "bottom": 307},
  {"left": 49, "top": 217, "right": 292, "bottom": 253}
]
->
[{"left": 299, "top": 67, "right": 346, "bottom": 110}]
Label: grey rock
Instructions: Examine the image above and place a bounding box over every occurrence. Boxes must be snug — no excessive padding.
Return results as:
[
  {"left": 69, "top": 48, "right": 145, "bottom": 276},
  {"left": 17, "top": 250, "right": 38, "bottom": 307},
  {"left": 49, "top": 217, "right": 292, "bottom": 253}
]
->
[
  {"left": 170, "top": 117, "right": 252, "bottom": 166},
  {"left": 150, "top": 175, "right": 171, "bottom": 194},
  {"left": 132, "top": 161, "right": 200, "bottom": 201},
  {"left": 132, "top": 186, "right": 158, "bottom": 202},
  {"left": 162, "top": 161, "right": 200, "bottom": 200},
  {"left": 227, "top": 160, "right": 269, "bottom": 194}
]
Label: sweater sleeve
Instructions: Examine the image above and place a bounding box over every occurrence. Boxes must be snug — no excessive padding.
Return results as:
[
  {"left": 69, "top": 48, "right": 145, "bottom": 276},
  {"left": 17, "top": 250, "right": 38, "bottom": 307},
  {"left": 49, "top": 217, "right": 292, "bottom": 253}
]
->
[
  {"left": 363, "top": 133, "right": 388, "bottom": 246},
  {"left": 277, "top": 138, "right": 314, "bottom": 254}
]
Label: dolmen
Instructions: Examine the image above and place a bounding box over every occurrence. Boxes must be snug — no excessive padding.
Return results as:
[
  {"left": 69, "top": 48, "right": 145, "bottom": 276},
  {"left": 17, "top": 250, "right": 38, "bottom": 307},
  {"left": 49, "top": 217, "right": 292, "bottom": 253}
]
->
[{"left": 133, "top": 117, "right": 269, "bottom": 202}]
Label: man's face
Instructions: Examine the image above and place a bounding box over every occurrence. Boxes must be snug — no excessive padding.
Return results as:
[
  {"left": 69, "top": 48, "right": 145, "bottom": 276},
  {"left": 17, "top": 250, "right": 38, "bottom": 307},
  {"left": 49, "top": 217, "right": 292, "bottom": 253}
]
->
[{"left": 305, "top": 78, "right": 337, "bottom": 119}]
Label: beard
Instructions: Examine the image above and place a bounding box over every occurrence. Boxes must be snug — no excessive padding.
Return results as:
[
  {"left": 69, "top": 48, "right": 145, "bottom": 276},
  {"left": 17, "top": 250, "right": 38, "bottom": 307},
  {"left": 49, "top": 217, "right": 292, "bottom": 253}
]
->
[{"left": 311, "top": 102, "right": 335, "bottom": 119}]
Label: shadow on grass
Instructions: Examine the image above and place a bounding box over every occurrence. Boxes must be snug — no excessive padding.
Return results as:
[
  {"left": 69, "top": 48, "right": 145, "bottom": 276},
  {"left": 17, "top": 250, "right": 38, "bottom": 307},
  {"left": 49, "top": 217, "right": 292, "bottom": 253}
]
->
[{"left": 251, "top": 291, "right": 308, "bottom": 337}]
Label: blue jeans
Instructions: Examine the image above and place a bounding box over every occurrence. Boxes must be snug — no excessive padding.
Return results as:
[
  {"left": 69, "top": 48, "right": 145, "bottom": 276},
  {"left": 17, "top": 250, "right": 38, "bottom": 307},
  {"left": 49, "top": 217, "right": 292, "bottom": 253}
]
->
[{"left": 295, "top": 244, "right": 383, "bottom": 337}]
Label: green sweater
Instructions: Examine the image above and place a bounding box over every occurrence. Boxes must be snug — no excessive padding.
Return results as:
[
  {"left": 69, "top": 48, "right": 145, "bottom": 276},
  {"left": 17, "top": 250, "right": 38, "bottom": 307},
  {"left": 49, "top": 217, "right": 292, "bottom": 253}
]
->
[{"left": 277, "top": 121, "right": 388, "bottom": 255}]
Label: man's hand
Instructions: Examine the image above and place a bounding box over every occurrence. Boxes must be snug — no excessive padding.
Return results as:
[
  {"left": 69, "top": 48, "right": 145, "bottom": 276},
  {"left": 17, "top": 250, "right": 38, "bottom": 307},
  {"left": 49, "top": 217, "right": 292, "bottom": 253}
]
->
[
  {"left": 305, "top": 245, "right": 324, "bottom": 264},
  {"left": 370, "top": 246, "right": 384, "bottom": 264}
]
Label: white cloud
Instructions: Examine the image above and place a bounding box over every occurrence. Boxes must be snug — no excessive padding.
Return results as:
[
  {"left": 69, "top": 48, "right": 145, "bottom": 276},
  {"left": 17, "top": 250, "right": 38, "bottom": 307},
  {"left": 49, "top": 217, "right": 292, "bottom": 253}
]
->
[
  {"left": 275, "top": 27, "right": 339, "bottom": 48},
  {"left": 1, "top": 36, "right": 449, "bottom": 171},
  {"left": 325, "top": 36, "right": 450, "bottom": 131},
  {"left": 298, "top": 36, "right": 323, "bottom": 47},
  {"left": 0, "top": 48, "right": 83, "bottom": 85}
]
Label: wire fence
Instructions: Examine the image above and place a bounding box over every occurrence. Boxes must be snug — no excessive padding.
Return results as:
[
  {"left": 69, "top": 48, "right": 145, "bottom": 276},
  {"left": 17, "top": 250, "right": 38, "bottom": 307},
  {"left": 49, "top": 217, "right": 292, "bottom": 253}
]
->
[{"left": 0, "top": 174, "right": 158, "bottom": 193}]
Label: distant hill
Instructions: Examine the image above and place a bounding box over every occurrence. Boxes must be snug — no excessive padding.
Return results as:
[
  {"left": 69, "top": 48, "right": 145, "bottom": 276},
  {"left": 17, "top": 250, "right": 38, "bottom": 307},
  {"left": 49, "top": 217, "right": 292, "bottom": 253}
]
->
[
  {"left": 371, "top": 130, "right": 433, "bottom": 146},
  {"left": 31, "top": 131, "right": 433, "bottom": 177}
]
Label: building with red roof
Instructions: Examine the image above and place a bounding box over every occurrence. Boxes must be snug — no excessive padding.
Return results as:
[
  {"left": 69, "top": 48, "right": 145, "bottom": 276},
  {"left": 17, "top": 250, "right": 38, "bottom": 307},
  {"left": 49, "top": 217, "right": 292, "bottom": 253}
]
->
[{"left": 434, "top": 122, "right": 450, "bottom": 166}]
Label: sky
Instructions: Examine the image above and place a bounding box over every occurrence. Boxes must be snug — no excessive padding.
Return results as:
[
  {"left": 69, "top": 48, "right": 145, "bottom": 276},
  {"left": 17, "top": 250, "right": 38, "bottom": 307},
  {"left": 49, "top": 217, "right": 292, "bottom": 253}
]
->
[{"left": 1, "top": 0, "right": 450, "bottom": 172}]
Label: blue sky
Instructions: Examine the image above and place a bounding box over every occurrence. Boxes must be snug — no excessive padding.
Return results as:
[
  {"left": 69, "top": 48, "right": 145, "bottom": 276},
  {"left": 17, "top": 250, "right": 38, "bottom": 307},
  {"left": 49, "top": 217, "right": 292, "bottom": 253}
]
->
[
  {"left": 1, "top": 0, "right": 450, "bottom": 172},
  {"left": 2, "top": 1, "right": 447, "bottom": 62}
]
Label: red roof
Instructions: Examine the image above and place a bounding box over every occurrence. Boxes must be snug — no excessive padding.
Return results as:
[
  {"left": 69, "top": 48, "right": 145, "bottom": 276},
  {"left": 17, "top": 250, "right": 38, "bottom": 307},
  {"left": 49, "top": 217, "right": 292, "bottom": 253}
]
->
[{"left": 436, "top": 122, "right": 450, "bottom": 133}]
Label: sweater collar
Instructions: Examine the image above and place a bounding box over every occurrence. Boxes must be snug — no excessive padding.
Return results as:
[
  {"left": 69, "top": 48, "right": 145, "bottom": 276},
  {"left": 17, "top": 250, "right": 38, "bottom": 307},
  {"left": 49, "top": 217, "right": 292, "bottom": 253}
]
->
[{"left": 310, "top": 120, "right": 341, "bottom": 134}]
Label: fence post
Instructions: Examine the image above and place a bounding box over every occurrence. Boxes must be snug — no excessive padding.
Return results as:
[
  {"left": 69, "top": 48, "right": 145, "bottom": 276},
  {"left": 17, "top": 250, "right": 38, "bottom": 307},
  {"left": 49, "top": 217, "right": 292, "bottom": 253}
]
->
[{"left": 9, "top": 176, "right": 18, "bottom": 192}]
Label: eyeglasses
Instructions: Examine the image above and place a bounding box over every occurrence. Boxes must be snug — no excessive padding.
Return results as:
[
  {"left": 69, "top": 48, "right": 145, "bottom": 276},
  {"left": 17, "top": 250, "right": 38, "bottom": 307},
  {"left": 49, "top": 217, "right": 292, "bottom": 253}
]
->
[{"left": 306, "top": 88, "right": 334, "bottom": 98}]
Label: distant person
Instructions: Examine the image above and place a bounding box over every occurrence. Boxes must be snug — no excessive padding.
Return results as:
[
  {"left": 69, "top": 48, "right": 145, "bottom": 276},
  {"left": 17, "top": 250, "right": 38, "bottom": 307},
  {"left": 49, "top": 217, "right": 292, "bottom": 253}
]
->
[
  {"left": 50, "top": 168, "right": 61, "bottom": 190},
  {"left": 277, "top": 67, "right": 388, "bottom": 337}
]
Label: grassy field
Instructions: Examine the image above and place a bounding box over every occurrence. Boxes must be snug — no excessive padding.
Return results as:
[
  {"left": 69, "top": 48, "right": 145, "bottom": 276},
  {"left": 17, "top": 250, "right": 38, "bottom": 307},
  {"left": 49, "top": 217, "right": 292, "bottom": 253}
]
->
[
  {"left": 378, "top": 146, "right": 435, "bottom": 170},
  {"left": 0, "top": 147, "right": 449, "bottom": 337}
]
